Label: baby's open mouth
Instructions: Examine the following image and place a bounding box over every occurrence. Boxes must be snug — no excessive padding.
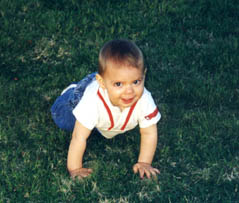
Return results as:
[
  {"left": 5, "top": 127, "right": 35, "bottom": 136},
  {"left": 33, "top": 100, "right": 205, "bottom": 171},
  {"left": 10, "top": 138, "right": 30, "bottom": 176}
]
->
[{"left": 122, "top": 97, "right": 134, "bottom": 104}]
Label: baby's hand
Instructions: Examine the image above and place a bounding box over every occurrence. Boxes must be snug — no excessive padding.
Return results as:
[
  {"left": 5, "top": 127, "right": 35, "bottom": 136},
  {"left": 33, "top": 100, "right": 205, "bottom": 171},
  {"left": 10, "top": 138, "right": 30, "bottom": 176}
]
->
[
  {"left": 69, "top": 168, "right": 93, "bottom": 180},
  {"left": 133, "top": 162, "right": 160, "bottom": 179}
]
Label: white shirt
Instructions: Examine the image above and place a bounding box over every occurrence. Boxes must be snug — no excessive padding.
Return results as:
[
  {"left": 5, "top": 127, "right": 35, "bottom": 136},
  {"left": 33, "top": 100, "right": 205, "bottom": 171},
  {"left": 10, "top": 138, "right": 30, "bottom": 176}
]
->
[{"left": 73, "top": 80, "right": 161, "bottom": 139}]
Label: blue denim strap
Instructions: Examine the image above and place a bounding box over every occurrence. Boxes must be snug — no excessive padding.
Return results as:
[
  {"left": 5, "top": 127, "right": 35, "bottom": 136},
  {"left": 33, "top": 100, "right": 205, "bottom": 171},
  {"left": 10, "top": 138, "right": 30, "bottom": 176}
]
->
[{"left": 68, "top": 72, "right": 97, "bottom": 109}]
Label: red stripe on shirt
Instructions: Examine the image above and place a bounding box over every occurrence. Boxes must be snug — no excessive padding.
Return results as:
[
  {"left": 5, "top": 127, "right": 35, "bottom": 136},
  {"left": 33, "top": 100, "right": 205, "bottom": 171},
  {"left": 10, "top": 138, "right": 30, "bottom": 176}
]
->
[
  {"left": 97, "top": 90, "right": 114, "bottom": 130},
  {"left": 120, "top": 101, "right": 138, "bottom": 131},
  {"left": 145, "top": 108, "right": 159, "bottom": 120}
]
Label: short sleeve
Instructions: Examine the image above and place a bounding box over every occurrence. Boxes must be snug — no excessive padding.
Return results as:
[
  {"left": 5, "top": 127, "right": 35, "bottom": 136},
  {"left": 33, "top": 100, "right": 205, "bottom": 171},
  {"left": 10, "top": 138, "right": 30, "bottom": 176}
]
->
[
  {"left": 138, "top": 89, "right": 161, "bottom": 128},
  {"left": 72, "top": 88, "right": 98, "bottom": 130}
]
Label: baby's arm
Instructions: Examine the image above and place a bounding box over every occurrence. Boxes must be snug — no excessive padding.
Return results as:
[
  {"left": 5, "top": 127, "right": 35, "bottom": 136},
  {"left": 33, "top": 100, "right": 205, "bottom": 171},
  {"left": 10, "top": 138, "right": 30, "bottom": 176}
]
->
[
  {"left": 133, "top": 124, "right": 160, "bottom": 179},
  {"left": 67, "top": 120, "right": 92, "bottom": 179}
]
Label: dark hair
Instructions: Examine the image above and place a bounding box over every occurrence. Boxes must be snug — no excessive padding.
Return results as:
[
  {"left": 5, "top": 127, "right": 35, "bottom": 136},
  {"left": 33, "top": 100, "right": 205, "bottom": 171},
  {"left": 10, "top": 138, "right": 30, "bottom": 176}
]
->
[{"left": 98, "top": 39, "right": 144, "bottom": 75}]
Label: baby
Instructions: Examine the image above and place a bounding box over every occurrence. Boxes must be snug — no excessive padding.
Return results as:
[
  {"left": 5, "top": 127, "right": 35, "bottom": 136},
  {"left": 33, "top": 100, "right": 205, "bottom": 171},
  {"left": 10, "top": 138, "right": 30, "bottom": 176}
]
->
[{"left": 51, "top": 39, "right": 161, "bottom": 179}]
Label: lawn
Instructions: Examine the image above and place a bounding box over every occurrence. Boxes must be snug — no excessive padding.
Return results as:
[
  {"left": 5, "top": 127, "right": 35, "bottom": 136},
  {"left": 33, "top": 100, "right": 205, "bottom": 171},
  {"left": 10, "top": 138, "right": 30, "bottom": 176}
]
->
[{"left": 0, "top": 0, "right": 239, "bottom": 202}]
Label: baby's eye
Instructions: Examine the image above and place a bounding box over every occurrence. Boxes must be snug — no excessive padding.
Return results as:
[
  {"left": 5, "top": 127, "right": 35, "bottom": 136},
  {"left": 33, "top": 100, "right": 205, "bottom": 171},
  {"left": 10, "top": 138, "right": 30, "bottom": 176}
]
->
[
  {"left": 133, "top": 80, "right": 141, "bottom": 85},
  {"left": 114, "top": 82, "right": 122, "bottom": 87}
]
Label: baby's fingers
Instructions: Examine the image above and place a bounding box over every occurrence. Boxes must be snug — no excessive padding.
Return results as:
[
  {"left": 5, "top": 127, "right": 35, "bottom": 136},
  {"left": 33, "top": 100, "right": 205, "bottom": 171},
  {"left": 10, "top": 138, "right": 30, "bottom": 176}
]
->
[
  {"left": 133, "top": 163, "right": 139, "bottom": 174},
  {"left": 154, "top": 168, "right": 160, "bottom": 174},
  {"left": 138, "top": 167, "right": 150, "bottom": 179},
  {"left": 79, "top": 168, "right": 93, "bottom": 178},
  {"left": 144, "top": 169, "right": 152, "bottom": 179},
  {"left": 151, "top": 168, "right": 160, "bottom": 175},
  {"left": 70, "top": 168, "right": 93, "bottom": 180},
  {"left": 149, "top": 168, "right": 160, "bottom": 180},
  {"left": 149, "top": 169, "right": 158, "bottom": 178}
]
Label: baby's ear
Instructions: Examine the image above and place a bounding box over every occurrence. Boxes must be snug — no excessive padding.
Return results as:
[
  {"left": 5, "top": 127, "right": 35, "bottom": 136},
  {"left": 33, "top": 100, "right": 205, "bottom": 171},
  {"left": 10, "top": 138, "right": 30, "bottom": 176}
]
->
[
  {"left": 96, "top": 74, "right": 105, "bottom": 89},
  {"left": 144, "top": 68, "right": 147, "bottom": 76}
]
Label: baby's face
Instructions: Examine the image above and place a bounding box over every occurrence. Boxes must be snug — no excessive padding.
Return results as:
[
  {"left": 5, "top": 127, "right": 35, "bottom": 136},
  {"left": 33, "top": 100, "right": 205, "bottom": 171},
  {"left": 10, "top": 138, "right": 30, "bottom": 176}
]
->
[{"left": 98, "top": 61, "right": 145, "bottom": 111}]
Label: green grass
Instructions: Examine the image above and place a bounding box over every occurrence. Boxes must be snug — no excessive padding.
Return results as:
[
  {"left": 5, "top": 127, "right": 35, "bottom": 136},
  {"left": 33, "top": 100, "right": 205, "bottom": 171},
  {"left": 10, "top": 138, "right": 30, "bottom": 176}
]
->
[{"left": 0, "top": 0, "right": 239, "bottom": 202}]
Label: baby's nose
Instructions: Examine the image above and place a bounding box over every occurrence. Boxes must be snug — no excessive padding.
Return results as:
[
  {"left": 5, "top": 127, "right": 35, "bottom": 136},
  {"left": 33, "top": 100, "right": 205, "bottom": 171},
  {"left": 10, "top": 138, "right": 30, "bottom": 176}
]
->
[{"left": 125, "top": 85, "right": 134, "bottom": 94}]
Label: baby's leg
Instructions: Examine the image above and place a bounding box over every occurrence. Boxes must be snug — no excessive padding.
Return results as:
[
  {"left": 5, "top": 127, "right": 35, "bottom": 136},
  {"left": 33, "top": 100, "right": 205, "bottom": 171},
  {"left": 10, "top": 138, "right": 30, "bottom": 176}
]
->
[
  {"left": 51, "top": 72, "right": 97, "bottom": 131},
  {"left": 51, "top": 87, "right": 76, "bottom": 131}
]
